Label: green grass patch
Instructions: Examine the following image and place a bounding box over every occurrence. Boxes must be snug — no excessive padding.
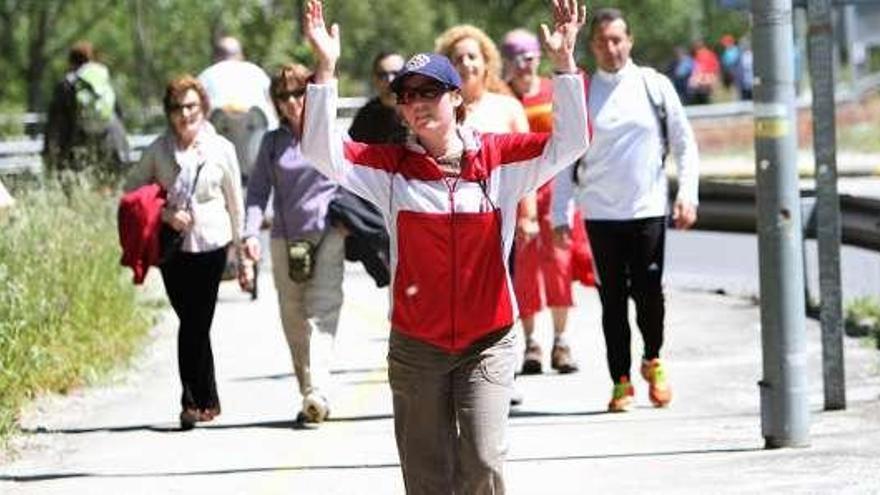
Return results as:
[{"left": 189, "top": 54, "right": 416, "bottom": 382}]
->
[
  {"left": 0, "top": 177, "right": 154, "bottom": 444},
  {"left": 844, "top": 296, "right": 880, "bottom": 349}
]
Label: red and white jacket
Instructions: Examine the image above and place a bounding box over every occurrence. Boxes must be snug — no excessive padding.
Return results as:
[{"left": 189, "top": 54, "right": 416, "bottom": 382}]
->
[{"left": 302, "top": 74, "right": 589, "bottom": 353}]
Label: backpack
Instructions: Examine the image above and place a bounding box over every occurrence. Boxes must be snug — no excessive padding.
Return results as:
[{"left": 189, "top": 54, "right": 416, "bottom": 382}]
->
[
  {"left": 72, "top": 62, "right": 116, "bottom": 135},
  {"left": 573, "top": 66, "right": 669, "bottom": 185}
]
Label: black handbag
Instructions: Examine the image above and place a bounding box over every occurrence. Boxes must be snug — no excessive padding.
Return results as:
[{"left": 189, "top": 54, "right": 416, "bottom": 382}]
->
[
  {"left": 158, "top": 223, "right": 183, "bottom": 265},
  {"left": 158, "top": 161, "right": 205, "bottom": 265}
]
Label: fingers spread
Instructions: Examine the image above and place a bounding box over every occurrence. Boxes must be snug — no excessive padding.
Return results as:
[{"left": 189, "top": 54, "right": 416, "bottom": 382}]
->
[{"left": 539, "top": 23, "right": 553, "bottom": 48}]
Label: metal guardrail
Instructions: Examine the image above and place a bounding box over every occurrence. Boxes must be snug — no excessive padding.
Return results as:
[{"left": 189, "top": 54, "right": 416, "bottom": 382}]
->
[
  {"left": 0, "top": 97, "right": 367, "bottom": 175},
  {"left": 689, "top": 180, "right": 880, "bottom": 252}
]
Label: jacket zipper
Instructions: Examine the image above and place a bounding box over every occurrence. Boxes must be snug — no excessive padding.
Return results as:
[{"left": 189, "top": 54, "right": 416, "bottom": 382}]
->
[{"left": 445, "top": 177, "right": 458, "bottom": 350}]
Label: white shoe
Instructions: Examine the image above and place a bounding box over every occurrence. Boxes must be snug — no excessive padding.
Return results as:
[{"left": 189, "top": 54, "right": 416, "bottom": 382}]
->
[{"left": 299, "top": 392, "right": 330, "bottom": 424}]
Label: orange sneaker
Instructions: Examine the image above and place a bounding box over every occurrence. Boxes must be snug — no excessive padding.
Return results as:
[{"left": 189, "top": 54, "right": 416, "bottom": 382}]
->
[
  {"left": 607, "top": 377, "right": 634, "bottom": 413},
  {"left": 640, "top": 358, "right": 672, "bottom": 407}
]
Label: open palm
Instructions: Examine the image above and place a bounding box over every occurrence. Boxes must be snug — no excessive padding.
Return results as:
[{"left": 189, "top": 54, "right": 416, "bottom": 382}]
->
[
  {"left": 540, "top": 0, "right": 587, "bottom": 72},
  {"left": 303, "top": 0, "right": 340, "bottom": 78}
]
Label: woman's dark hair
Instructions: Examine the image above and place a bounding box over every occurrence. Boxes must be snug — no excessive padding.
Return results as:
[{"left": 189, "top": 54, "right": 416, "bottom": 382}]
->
[
  {"left": 269, "top": 63, "right": 312, "bottom": 125},
  {"left": 68, "top": 41, "right": 94, "bottom": 68},
  {"left": 589, "top": 8, "right": 629, "bottom": 40},
  {"left": 163, "top": 75, "right": 210, "bottom": 120},
  {"left": 371, "top": 51, "right": 403, "bottom": 75}
]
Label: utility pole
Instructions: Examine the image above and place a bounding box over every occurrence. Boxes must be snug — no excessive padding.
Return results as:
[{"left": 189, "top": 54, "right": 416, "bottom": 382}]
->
[
  {"left": 806, "top": 0, "right": 846, "bottom": 411},
  {"left": 751, "top": 0, "right": 811, "bottom": 448}
]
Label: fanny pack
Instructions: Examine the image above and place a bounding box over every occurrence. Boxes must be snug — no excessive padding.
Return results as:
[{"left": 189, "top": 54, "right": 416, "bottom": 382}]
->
[{"left": 286, "top": 239, "right": 318, "bottom": 283}]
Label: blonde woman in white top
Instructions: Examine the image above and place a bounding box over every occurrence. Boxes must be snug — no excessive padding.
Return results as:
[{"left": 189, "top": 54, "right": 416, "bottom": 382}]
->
[{"left": 436, "top": 24, "right": 529, "bottom": 134}]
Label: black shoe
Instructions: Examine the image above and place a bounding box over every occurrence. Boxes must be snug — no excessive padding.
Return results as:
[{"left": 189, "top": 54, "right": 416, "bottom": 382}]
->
[
  {"left": 179, "top": 409, "right": 199, "bottom": 430},
  {"left": 520, "top": 341, "right": 543, "bottom": 375},
  {"left": 510, "top": 388, "right": 524, "bottom": 406}
]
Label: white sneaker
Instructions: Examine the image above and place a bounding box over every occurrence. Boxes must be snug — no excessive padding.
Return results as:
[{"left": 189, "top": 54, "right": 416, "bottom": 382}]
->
[{"left": 299, "top": 392, "right": 330, "bottom": 424}]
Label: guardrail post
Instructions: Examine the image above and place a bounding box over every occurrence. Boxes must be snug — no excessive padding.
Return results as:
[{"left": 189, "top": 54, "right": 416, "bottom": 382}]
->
[
  {"left": 751, "top": 0, "right": 811, "bottom": 449},
  {"left": 806, "top": 0, "right": 846, "bottom": 411}
]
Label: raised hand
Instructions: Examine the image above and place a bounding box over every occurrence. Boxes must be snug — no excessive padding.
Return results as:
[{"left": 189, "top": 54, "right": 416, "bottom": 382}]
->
[
  {"left": 302, "top": 0, "right": 340, "bottom": 83},
  {"left": 539, "top": 0, "right": 587, "bottom": 73}
]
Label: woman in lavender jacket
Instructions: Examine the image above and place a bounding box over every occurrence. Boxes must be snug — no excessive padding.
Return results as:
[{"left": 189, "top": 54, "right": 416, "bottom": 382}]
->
[{"left": 241, "top": 63, "right": 345, "bottom": 426}]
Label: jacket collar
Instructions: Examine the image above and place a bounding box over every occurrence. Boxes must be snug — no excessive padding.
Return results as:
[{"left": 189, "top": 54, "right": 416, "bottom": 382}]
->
[{"left": 401, "top": 125, "right": 487, "bottom": 181}]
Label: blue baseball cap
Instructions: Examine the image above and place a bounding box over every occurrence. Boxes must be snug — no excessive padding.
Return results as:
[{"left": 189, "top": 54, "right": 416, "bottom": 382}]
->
[{"left": 390, "top": 53, "right": 462, "bottom": 93}]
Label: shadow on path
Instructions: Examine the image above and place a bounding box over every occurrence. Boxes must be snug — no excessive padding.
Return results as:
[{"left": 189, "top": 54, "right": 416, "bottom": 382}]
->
[
  {"left": 0, "top": 446, "right": 761, "bottom": 483},
  {"left": 18, "top": 413, "right": 396, "bottom": 436},
  {"left": 231, "top": 366, "right": 388, "bottom": 382}
]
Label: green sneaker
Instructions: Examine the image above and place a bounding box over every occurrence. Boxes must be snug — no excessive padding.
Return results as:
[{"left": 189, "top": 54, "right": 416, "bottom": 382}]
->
[{"left": 607, "top": 376, "right": 634, "bottom": 413}]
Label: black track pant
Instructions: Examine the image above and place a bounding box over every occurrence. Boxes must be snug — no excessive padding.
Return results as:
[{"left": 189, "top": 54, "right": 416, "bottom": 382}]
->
[
  {"left": 160, "top": 248, "right": 227, "bottom": 411},
  {"left": 586, "top": 217, "right": 666, "bottom": 383}
]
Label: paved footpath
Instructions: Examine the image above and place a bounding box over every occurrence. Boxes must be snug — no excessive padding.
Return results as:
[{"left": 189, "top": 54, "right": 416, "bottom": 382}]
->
[{"left": 1, "top": 261, "right": 879, "bottom": 494}]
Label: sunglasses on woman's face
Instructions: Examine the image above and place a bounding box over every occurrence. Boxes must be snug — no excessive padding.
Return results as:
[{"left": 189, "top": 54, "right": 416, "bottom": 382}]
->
[
  {"left": 395, "top": 84, "right": 450, "bottom": 105},
  {"left": 274, "top": 88, "right": 306, "bottom": 101},
  {"left": 374, "top": 69, "right": 401, "bottom": 82},
  {"left": 169, "top": 102, "right": 200, "bottom": 114}
]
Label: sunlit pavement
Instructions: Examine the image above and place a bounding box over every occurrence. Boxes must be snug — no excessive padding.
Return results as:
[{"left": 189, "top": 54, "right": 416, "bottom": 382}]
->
[{"left": 2, "top": 260, "right": 879, "bottom": 494}]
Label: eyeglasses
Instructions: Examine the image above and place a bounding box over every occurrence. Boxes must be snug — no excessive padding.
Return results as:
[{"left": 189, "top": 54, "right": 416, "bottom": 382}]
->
[
  {"left": 395, "top": 85, "right": 451, "bottom": 105},
  {"left": 169, "top": 102, "right": 200, "bottom": 114},
  {"left": 374, "top": 69, "right": 401, "bottom": 82},
  {"left": 274, "top": 88, "right": 306, "bottom": 101}
]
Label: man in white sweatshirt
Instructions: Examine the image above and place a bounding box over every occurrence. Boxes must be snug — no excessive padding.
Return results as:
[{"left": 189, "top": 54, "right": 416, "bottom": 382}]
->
[{"left": 552, "top": 7, "right": 699, "bottom": 413}]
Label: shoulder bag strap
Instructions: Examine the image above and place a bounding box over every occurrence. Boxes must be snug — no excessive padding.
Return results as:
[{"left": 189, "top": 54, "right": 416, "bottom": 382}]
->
[
  {"left": 183, "top": 160, "right": 205, "bottom": 211},
  {"left": 640, "top": 67, "right": 669, "bottom": 167}
]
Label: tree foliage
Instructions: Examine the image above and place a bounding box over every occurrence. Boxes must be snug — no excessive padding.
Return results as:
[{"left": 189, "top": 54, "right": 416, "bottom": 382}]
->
[{"left": 0, "top": 0, "right": 748, "bottom": 130}]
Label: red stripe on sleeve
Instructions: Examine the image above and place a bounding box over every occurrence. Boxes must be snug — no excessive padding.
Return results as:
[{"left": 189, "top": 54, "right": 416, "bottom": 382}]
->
[
  {"left": 479, "top": 132, "right": 550, "bottom": 172},
  {"left": 343, "top": 142, "right": 402, "bottom": 172}
]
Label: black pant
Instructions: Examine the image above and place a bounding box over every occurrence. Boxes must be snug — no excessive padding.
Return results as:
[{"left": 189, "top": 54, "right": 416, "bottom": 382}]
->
[
  {"left": 160, "top": 248, "right": 227, "bottom": 411},
  {"left": 586, "top": 218, "right": 666, "bottom": 383}
]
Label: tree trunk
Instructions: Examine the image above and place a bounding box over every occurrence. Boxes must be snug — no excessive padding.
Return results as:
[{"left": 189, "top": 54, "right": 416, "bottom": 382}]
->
[
  {"left": 24, "top": 5, "right": 51, "bottom": 113},
  {"left": 130, "top": 0, "right": 158, "bottom": 122}
]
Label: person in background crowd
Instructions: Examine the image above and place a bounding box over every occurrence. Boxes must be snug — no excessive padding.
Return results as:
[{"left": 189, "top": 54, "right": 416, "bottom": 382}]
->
[
  {"left": 44, "top": 40, "right": 129, "bottom": 175},
  {"left": 198, "top": 36, "right": 277, "bottom": 180},
  {"left": 553, "top": 7, "right": 700, "bottom": 413},
  {"left": 501, "top": 28, "right": 587, "bottom": 376},
  {"left": 301, "top": 0, "right": 588, "bottom": 491},
  {"left": 124, "top": 75, "right": 244, "bottom": 430},
  {"left": 241, "top": 63, "right": 344, "bottom": 426},
  {"left": 737, "top": 36, "right": 754, "bottom": 101},
  {"left": 667, "top": 45, "right": 694, "bottom": 105},
  {"left": 349, "top": 51, "right": 408, "bottom": 144},
  {"left": 688, "top": 39, "right": 720, "bottom": 105},
  {"left": 719, "top": 34, "right": 742, "bottom": 90},
  {"left": 435, "top": 24, "right": 529, "bottom": 134}
]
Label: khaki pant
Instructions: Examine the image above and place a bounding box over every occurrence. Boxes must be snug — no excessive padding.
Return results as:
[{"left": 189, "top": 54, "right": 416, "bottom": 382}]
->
[
  {"left": 270, "top": 229, "right": 344, "bottom": 399},
  {"left": 388, "top": 327, "right": 517, "bottom": 495}
]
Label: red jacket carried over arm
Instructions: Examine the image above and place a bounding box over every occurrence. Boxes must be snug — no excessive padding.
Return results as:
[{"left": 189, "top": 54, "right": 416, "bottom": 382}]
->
[{"left": 118, "top": 184, "right": 165, "bottom": 284}]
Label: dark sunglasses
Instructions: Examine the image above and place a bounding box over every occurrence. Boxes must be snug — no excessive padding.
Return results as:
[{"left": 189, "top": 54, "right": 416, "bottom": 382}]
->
[
  {"left": 395, "top": 84, "right": 451, "bottom": 105},
  {"left": 168, "top": 102, "right": 200, "bottom": 114},
  {"left": 274, "top": 88, "right": 306, "bottom": 101},
  {"left": 374, "top": 69, "right": 401, "bottom": 81}
]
